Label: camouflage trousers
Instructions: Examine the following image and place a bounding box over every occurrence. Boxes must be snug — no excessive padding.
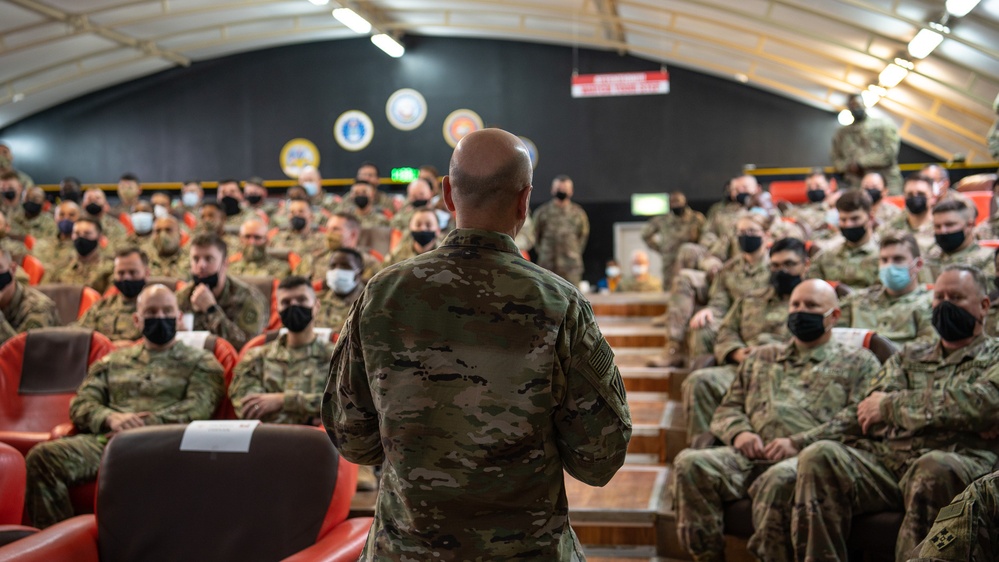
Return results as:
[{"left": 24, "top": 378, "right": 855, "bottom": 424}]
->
[
  {"left": 681, "top": 365, "right": 736, "bottom": 441},
  {"left": 664, "top": 268, "right": 709, "bottom": 343},
  {"left": 674, "top": 446, "right": 798, "bottom": 562},
  {"left": 24, "top": 434, "right": 106, "bottom": 528},
  {"left": 910, "top": 469, "right": 999, "bottom": 562},
  {"left": 792, "top": 440, "right": 993, "bottom": 562}
]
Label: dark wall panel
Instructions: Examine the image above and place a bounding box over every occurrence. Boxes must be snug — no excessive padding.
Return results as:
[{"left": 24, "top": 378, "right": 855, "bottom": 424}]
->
[{"left": 1, "top": 35, "right": 933, "bottom": 208}]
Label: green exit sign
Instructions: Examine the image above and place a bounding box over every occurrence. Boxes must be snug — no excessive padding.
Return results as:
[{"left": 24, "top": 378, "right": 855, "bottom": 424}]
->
[{"left": 391, "top": 167, "right": 419, "bottom": 182}]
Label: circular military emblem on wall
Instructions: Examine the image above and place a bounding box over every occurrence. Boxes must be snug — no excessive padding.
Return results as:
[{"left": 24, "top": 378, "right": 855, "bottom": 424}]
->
[
  {"left": 386, "top": 88, "right": 428, "bottom": 131},
  {"left": 442, "top": 109, "right": 484, "bottom": 148},
  {"left": 518, "top": 136, "right": 539, "bottom": 169},
  {"left": 333, "top": 110, "right": 374, "bottom": 151},
  {"left": 279, "top": 138, "right": 320, "bottom": 178}
]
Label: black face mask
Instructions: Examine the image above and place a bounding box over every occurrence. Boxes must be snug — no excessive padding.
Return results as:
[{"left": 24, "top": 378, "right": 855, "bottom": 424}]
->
[
  {"left": 280, "top": 305, "right": 313, "bottom": 333},
  {"left": 841, "top": 225, "right": 868, "bottom": 244},
  {"left": 411, "top": 199, "right": 429, "bottom": 208},
  {"left": 1, "top": 191, "right": 16, "bottom": 201},
  {"left": 143, "top": 317, "right": 176, "bottom": 345},
  {"left": 85, "top": 203, "right": 103, "bottom": 216},
  {"left": 865, "top": 188, "right": 883, "bottom": 204},
  {"left": 787, "top": 310, "right": 830, "bottom": 343},
  {"left": 221, "top": 196, "right": 241, "bottom": 216},
  {"left": 192, "top": 273, "right": 219, "bottom": 290},
  {"left": 290, "top": 216, "right": 307, "bottom": 231},
  {"left": 905, "top": 195, "right": 928, "bottom": 215},
  {"left": 74, "top": 237, "right": 99, "bottom": 257},
  {"left": 114, "top": 279, "right": 146, "bottom": 299},
  {"left": 412, "top": 230, "right": 436, "bottom": 247},
  {"left": 671, "top": 206, "right": 686, "bottom": 216},
  {"left": 932, "top": 300, "right": 979, "bottom": 342},
  {"left": 738, "top": 234, "right": 763, "bottom": 254},
  {"left": 57, "top": 220, "right": 74, "bottom": 236},
  {"left": 554, "top": 191, "right": 569, "bottom": 201},
  {"left": 935, "top": 230, "right": 966, "bottom": 254},
  {"left": 0, "top": 271, "right": 12, "bottom": 292},
  {"left": 806, "top": 189, "right": 826, "bottom": 203},
  {"left": 850, "top": 109, "right": 866, "bottom": 122},
  {"left": 246, "top": 194, "right": 263, "bottom": 205},
  {"left": 771, "top": 270, "right": 803, "bottom": 297},
  {"left": 22, "top": 201, "right": 42, "bottom": 216},
  {"left": 353, "top": 195, "right": 370, "bottom": 209},
  {"left": 735, "top": 193, "right": 751, "bottom": 206}
]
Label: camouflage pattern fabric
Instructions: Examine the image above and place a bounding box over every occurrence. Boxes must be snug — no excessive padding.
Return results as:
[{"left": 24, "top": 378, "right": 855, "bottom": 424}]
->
[
  {"left": 8, "top": 208, "right": 56, "bottom": 240},
  {"left": 618, "top": 274, "right": 662, "bottom": 292},
  {"left": 921, "top": 242, "right": 996, "bottom": 286},
  {"left": 42, "top": 253, "right": 114, "bottom": 294},
  {"left": 177, "top": 276, "right": 265, "bottom": 351},
  {"left": 227, "top": 252, "right": 292, "bottom": 278},
  {"left": 31, "top": 237, "right": 74, "bottom": 270},
  {"left": 383, "top": 236, "right": 437, "bottom": 267},
  {"left": 323, "top": 228, "right": 631, "bottom": 560},
  {"left": 74, "top": 292, "right": 141, "bottom": 341},
  {"left": 0, "top": 282, "right": 59, "bottom": 343},
  {"left": 839, "top": 285, "right": 936, "bottom": 346},
  {"left": 534, "top": 200, "right": 590, "bottom": 285},
  {"left": 811, "top": 235, "right": 881, "bottom": 288},
  {"left": 147, "top": 249, "right": 189, "bottom": 279},
  {"left": 315, "top": 285, "right": 362, "bottom": 332},
  {"left": 832, "top": 116, "right": 903, "bottom": 193},
  {"left": 878, "top": 213, "right": 935, "bottom": 254},
  {"left": 909, "top": 469, "right": 999, "bottom": 562},
  {"left": 270, "top": 229, "right": 322, "bottom": 258},
  {"left": 640, "top": 208, "right": 706, "bottom": 285},
  {"left": 299, "top": 248, "right": 381, "bottom": 284}
]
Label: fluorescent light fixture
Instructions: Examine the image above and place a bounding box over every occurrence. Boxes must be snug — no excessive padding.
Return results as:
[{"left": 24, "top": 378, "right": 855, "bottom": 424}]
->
[
  {"left": 878, "top": 62, "right": 909, "bottom": 88},
  {"left": 332, "top": 8, "right": 371, "bottom": 34},
  {"left": 371, "top": 33, "right": 404, "bottom": 57},
  {"left": 308, "top": 0, "right": 330, "bottom": 5},
  {"left": 908, "top": 27, "right": 944, "bottom": 59},
  {"left": 946, "top": 0, "right": 981, "bottom": 17},
  {"left": 838, "top": 109, "right": 855, "bottom": 126},
  {"left": 861, "top": 89, "right": 882, "bottom": 108}
]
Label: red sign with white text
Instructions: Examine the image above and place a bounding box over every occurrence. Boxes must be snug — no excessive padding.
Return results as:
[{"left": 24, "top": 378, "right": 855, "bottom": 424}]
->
[{"left": 571, "top": 71, "right": 670, "bottom": 98}]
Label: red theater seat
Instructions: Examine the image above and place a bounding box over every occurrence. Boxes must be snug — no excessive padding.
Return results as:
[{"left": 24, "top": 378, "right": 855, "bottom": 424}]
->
[
  {"left": 768, "top": 177, "right": 838, "bottom": 205},
  {"left": 19, "top": 256, "right": 44, "bottom": 287},
  {"left": 35, "top": 285, "right": 102, "bottom": 326},
  {"left": 0, "top": 442, "right": 35, "bottom": 547},
  {"left": 0, "top": 329, "right": 114, "bottom": 456},
  {"left": 0, "top": 425, "right": 371, "bottom": 562}
]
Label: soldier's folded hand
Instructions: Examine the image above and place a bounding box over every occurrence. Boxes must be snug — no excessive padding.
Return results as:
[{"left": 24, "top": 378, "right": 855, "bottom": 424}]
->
[
  {"left": 763, "top": 437, "right": 799, "bottom": 461},
  {"left": 106, "top": 411, "right": 147, "bottom": 434},
  {"left": 857, "top": 391, "right": 886, "bottom": 434},
  {"left": 191, "top": 284, "right": 218, "bottom": 312},
  {"left": 734, "top": 431, "right": 765, "bottom": 459},
  {"left": 689, "top": 309, "right": 713, "bottom": 330}
]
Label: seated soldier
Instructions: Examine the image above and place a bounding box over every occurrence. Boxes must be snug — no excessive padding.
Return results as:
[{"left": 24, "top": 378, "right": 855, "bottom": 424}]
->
[
  {"left": 42, "top": 217, "right": 114, "bottom": 293},
  {"left": 974, "top": 176, "right": 999, "bottom": 240},
  {"left": 0, "top": 210, "right": 30, "bottom": 266},
  {"left": 125, "top": 199, "right": 155, "bottom": 252},
  {"left": 811, "top": 189, "right": 880, "bottom": 288},
  {"left": 75, "top": 247, "right": 150, "bottom": 345},
  {"left": 878, "top": 174, "right": 938, "bottom": 254},
  {"left": 300, "top": 212, "right": 380, "bottom": 283},
  {"left": 908, "top": 469, "right": 999, "bottom": 561},
  {"left": 792, "top": 265, "right": 999, "bottom": 561},
  {"left": 230, "top": 276, "right": 333, "bottom": 425},
  {"left": 650, "top": 214, "right": 773, "bottom": 367},
  {"left": 227, "top": 219, "right": 291, "bottom": 278},
  {"left": 81, "top": 187, "right": 128, "bottom": 250},
  {"left": 195, "top": 199, "right": 225, "bottom": 237},
  {"left": 23, "top": 284, "right": 224, "bottom": 528},
  {"left": 675, "top": 279, "right": 880, "bottom": 562},
  {"left": 596, "top": 259, "right": 622, "bottom": 293},
  {"left": 218, "top": 178, "right": 259, "bottom": 231},
  {"left": 785, "top": 170, "right": 837, "bottom": 244},
  {"left": 988, "top": 248, "right": 999, "bottom": 337},
  {"left": 863, "top": 172, "right": 902, "bottom": 228},
  {"left": 177, "top": 233, "right": 265, "bottom": 351},
  {"left": 0, "top": 249, "right": 59, "bottom": 344},
  {"left": 147, "top": 215, "right": 189, "bottom": 278},
  {"left": 839, "top": 231, "right": 935, "bottom": 346},
  {"left": 316, "top": 248, "right": 364, "bottom": 331},
  {"left": 681, "top": 237, "right": 810, "bottom": 442},
  {"left": 243, "top": 177, "right": 277, "bottom": 220},
  {"left": 390, "top": 177, "right": 435, "bottom": 235},
  {"left": 339, "top": 180, "right": 389, "bottom": 229},
  {"left": 33, "top": 200, "right": 79, "bottom": 268},
  {"left": 640, "top": 190, "right": 705, "bottom": 288},
  {"left": 921, "top": 197, "right": 995, "bottom": 285},
  {"left": 619, "top": 249, "right": 662, "bottom": 292},
  {"left": 269, "top": 198, "right": 321, "bottom": 258},
  {"left": 10, "top": 186, "right": 56, "bottom": 241},
  {"left": 384, "top": 208, "right": 440, "bottom": 267}
]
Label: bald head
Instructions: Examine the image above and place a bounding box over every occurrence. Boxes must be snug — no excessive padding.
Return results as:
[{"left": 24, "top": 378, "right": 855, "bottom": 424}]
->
[
  {"left": 447, "top": 129, "right": 533, "bottom": 211},
  {"left": 136, "top": 283, "right": 178, "bottom": 313},
  {"left": 239, "top": 219, "right": 268, "bottom": 247},
  {"left": 791, "top": 279, "right": 838, "bottom": 309}
]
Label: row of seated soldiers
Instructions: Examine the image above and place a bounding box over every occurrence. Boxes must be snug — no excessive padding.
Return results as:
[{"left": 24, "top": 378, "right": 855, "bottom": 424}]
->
[{"left": 20, "top": 275, "right": 349, "bottom": 530}]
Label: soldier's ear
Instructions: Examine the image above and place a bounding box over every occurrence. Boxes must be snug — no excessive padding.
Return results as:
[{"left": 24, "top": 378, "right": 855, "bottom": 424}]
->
[{"left": 442, "top": 177, "right": 456, "bottom": 213}]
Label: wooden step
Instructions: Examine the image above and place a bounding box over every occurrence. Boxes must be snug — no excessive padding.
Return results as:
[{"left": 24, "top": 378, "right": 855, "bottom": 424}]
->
[
  {"left": 627, "top": 392, "right": 669, "bottom": 462},
  {"left": 663, "top": 400, "right": 687, "bottom": 464},
  {"left": 612, "top": 348, "right": 668, "bottom": 368},
  {"left": 589, "top": 293, "right": 667, "bottom": 317},
  {"left": 620, "top": 366, "right": 671, "bottom": 394},
  {"left": 601, "top": 321, "right": 666, "bottom": 348}
]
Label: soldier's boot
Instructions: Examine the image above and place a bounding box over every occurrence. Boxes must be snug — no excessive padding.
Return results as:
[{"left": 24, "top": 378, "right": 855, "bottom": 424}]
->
[
  {"left": 356, "top": 465, "right": 378, "bottom": 491},
  {"left": 646, "top": 340, "right": 687, "bottom": 368}
]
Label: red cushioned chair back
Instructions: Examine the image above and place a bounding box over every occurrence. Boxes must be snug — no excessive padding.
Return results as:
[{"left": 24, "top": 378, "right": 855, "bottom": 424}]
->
[
  {"left": 0, "top": 329, "right": 113, "bottom": 454},
  {"left": 96, "top": 425, "right": 352, "bottom": 562},
  {"left": 35, "top": 284, "right": 84, "bottom": 326},
  {"left": 0, "top": 441, "right": 25, "bottom": 525}
]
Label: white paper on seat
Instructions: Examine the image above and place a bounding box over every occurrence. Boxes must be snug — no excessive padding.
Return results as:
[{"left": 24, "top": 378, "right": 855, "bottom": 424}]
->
[
  {"left": 174, "top": 330, "right": 211, "bottom": 350},
  {"left": 831, "top": 327, "right": 870, "bottom": 349},
  {"left": 277, "top": 327, "right": 333, "bottom": 341},
  {"left": 180, "top": 420, "right": 261, "bottom": 453}
]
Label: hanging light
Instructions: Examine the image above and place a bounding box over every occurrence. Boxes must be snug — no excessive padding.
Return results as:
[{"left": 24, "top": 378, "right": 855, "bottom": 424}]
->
[
  {"left": 861, "top": 88, "right": 882, "bottom": 108},
  {"left": 371, "top": 34, "right": 405, "bottom": 58},
  {"left": 908, "top": 24, "right": 947, "bottom": 60},
  {"left": 945, "top": 0, "right": 981, "bottom": 17},
  {"left": 307, "top": 0, "right": 330, "bottom": 5},
  {"left": 332, "top": 8, "right": 372, "bottom": 34},
  {"left": 838, "top": 109, "right": 855, "bottom": 126}
]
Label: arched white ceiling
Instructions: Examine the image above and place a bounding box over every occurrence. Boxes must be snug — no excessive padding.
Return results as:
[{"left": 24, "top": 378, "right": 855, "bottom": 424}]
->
[{"left": 1, "top": 0, "right": 998, "bottom": 162}]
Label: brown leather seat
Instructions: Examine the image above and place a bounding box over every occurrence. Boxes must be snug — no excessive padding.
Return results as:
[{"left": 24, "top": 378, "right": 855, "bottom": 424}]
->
[
  {"left": 35, "top": 284, "right": 101, "bottom": 326},
  {"left": 358, "top": 226, "right": 393, "bottom": 257}
]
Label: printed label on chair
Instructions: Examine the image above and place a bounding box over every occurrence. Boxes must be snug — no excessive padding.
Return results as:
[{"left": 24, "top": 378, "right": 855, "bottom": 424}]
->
[{"left": 180, "top": 420, "right": 261, "bottom": 453}]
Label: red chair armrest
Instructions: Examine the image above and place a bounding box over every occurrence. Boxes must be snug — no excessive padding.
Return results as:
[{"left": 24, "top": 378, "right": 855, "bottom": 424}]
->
[
  {"left": 50, "top": 423, "right": 78, "bottom": 440},
  {"left": 0, "top": 525, "right": 37, "bottom": 548},
  {"left": 0, "top": 515, "right": 98, "bottom": 562},
  {"left": 281, "top": 517, "right": 372, "bottom": 562}
]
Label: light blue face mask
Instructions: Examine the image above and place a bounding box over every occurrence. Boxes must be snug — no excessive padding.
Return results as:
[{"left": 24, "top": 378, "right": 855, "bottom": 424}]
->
[
  {"left": 303, "top": 182, "right": 320, "bottom": 197},
  {"left": 182, "top": 192, "right": 200, "bottom": 208},
  {"left": 749, "top": 207, "right": 769, "bottom": 217},
  {"left": 879, "top": 264, "right": 912, "bottom": 292},
  {"left": 130, "top": 211, "right": 154, "bottom": 235}
]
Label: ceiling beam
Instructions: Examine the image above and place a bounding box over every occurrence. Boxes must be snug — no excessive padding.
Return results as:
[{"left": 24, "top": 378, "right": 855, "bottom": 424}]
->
[{"left": 592, "top": 0, "right": 627, "bottom": 54}]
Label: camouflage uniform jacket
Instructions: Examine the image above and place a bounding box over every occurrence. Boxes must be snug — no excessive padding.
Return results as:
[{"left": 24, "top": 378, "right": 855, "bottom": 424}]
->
[
  {"left": 855, "top": 335, "right": 999, "bottom": 475},
  {"left": 69, "top": 341, "right": 224, "bottom": 434},
  {"left": 31, "top": 237, "right": 73, "bottom": 270},
  {"left": 339, "top": 205, "right": 390, "bottom": 229},
  {"left": 714, "top": 285, "right": 791, "bottom": 364},
  {"left": 534, "top": 200, "right": 590, "bottom": 276},
  {"left": 383, "top": 236, "right": 437, "bottom": 267},
  {"left": 974, "top": 215, "right": 999, "bottom": 241},
  {"left": 699, "top": 201, "right": 743, "bottom": 249},
  {"left": 323, "top": 228, "right": 631, "bottom": 560},
  {"left": 8, "top": 208, "right": 57, "bottom": 240},
  {"left": 839, "top": 284, "right": 935, "bottom": 346},
  {"left": 147, "top": 249, "right": 190, "bottom": 279},
  {"left": 812, "top": 235, "right": 881, "bottom": 288},
  {"left": 704, "top": 254, "right": 770, "bottom": 319},
  {"left": 878, "top": 212, "right": 935, "bottom": 254},
  {"left": 640, "top": 209, "right": 706, "bottom": 263},
  {"left": 230, "top": 333, "right": 334, "bottom": 425},
  {"left": 269, "top": 229, "right": 322, "bottom": 257},
  {"left": 75, "top": 293, "right": 141, "bottom": 341},
  {"left": 711, "top": 338, "right": 880, "bottom": 448},
  {"left": 43, "top": 253, "right": 114, "bottom": 294},
  {"left": 0, "top": 282, "right": 59, "bottom": 343},
  {"left": 831, "top": 116, "right": 903, "bottom": 192},
  {"left": 97, "top": 215, "right": 129, "bottom": 250},
  {"left": 177, "top": 276, "right": 265, "bottom": 351},
  {"left": 989, "top": 93, "right": 999, "bottom": 161},
  {"left": 299, "top": 248, "right": 381, "bottom": 284},
  {"left": 227, "top": 253, "right": 292, "bottom": 278},
  {"left": 873, "top": 201, "right": 903, "bottom": 228},
  {"left": 921, "top": 242, "right": 996, "bottom": 285},
  {"left": 786, "top": 201, "right": 834, "bottom": 240},
  {"left": 316, "top": 284, "right": 363, "bottom": 331}
]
